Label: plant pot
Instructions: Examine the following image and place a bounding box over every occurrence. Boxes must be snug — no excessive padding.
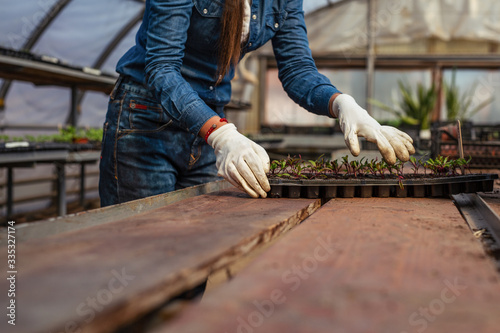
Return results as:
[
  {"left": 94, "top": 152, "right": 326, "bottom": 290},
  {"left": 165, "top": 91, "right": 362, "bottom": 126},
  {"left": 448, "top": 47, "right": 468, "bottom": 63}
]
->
[
  {"left": 420, "top": 129, "right": 431, "bottom": 140},
  {"left": 358, "top": 186, "right": 373, "bottom": 198},
  {"left": 340, "top": 186, "right": 356, "bottom": 198},
  {"left": 411, "top": 185, "right": 426, "bottom": 198},
  {"left": 267, "top": 174, "right": 498, "bottom": 199},
  {"left": 324, "top": 186, "right": 337, "bottom": 199},
  {"left": 73, "top": 138, "right": 89, "bottom": 144},
  {"left": 376, "top": 186, "right": 391, "bottom": 198}
]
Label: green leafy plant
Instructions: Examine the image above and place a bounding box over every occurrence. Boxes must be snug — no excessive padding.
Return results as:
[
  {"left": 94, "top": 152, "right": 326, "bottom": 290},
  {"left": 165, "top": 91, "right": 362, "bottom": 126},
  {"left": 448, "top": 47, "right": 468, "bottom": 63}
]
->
[
  {"left": 325, "top": 159, "right": 342, "bottom": 175},
  {"left": 366, "top": 158, "right": 379, "bottom": 177},
  {"left": 341, "top": 155, "right": 352, "bottom": 175},
  {"left": 349, "top": 157, "right": 367, "bottom": 178},
  {"left": 444, "top": 70, "right": 493, "bottom": 122},
  {"left": 269, "top": 159, "right": 290, "bottom": 178},
  {"left": 307, "top": 155, "right": 331, "bottom": 179},
  {"left": 409, "top": 156, "right": 423, "bottom": 175},
  {"left": 374, "top": 159, "right": 389, "bottom": 178},
  {"left": 423, "top": 155, "right": 471, "bottom": 177},
  {"left": 268, "top": 155, "right": 472, "bottom": 180},
  {"left": 449, "top": 156, "right": 472, "bottom": 176},
  {"left": 369, "top": 80, "right": 438, "bottom": 130},
  {"left": 0, "top": 127, "right": 103, "bottom": 144},
  {"left": 270, "top": 155, "right": 309, "bottom": 179}
]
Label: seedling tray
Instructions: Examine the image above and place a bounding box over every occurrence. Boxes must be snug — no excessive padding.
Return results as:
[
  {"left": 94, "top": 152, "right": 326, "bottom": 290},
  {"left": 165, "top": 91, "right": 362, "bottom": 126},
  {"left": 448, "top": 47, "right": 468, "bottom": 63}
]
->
[
  {"left": 267, "top": 174, "right": 498, "bottom": 199},
  {"left": 0, "top": 142, "right": 70, "bottom": 153}
]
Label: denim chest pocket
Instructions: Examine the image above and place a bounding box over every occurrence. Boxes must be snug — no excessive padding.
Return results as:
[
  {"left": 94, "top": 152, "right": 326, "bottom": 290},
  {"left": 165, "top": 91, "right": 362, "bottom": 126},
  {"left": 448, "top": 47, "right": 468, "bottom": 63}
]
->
[
  {"left": 193, "top": 0, "right": 223, "bottom": 18},
  {"left": 189, "top": 0, "right": 223, "bottom": 51},
  {"left": 266, "top": 10, "right": 287, "bottom": 32}
]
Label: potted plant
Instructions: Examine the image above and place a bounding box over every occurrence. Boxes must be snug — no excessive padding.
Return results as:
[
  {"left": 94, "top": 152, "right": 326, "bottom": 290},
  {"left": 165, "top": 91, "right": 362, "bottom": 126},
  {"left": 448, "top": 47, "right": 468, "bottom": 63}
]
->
[
  {"left": 266, "top": 155, "right": 497, "bottom": 199},
  {"left": 0, "top": 127, "right": 103, "bottom": 150},
  {"left": 369, "top": 80, "right": 438, "bottom": 145},
  {"left": 436, "top": 70, "right": 494, "bottom": 141},
  {"left": 443, "top": 70, "right": 494, "bottom": 123}
]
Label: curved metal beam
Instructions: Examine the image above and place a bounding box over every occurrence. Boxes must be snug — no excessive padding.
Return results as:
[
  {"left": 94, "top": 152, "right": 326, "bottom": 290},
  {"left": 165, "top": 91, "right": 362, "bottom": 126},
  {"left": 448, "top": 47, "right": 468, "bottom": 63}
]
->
[
  {"left": 25, "top": 0, "right": 73, "bottom": 50},
  {"left": 0, "top": 0, "right": 72, "bottom": 111},
  {"left": 71, "top": 7, "right": 144, "bottom": 125},
  {"left": 93, "top": 7, "right": 145, "bottom": 70}
]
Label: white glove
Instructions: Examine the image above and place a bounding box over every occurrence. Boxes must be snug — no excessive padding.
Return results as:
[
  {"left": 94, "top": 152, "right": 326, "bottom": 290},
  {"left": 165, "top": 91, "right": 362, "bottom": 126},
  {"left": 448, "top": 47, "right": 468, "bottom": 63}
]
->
[
  {"left": 331, "top": 94, "right": 415, "bottom": 164},
  {"left": 208, "top": 123, "right": 271, "bottom": 198}
]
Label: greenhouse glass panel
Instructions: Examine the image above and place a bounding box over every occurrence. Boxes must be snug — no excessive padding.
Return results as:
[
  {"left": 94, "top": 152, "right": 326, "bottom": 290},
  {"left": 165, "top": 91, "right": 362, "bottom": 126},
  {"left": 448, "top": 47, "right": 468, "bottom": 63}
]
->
[
  {"left": 371, "top": 70, "right": 433, "bottom": 122},
  {"left": 0, "top": 0, "right": 59, "bottom": 50},
  {"left": 264, "top": 68, "right": 365, "bottom": 127},
  {"left": 442, "top": 69, "right": 500, "bottom": 124}
]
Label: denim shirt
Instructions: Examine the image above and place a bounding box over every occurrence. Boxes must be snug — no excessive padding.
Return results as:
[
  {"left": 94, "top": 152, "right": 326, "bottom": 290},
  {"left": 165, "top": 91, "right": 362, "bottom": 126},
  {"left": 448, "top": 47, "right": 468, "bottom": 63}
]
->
[{"left": 116, "top": 0, "right": 341, "bottom": 135}]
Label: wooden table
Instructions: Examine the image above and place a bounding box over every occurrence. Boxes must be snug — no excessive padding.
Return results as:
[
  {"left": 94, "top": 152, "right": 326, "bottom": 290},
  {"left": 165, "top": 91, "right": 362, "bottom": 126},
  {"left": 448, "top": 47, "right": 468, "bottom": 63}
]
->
[
  {"left": 157, "top": 197, "right": 500, "bottom": 333},
  {"left": 1, "top": 183, "right": 499, "bottom": 333},
  {"left": 0, "top": 185, "right": 320, "bottom": 333}
]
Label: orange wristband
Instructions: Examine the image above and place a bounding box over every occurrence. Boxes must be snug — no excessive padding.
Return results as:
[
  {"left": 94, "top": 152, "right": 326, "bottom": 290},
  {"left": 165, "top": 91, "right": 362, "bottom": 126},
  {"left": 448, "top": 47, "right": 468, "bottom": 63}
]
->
[{"left": 204, "top": 118, "right": 228, "bottom": 143}]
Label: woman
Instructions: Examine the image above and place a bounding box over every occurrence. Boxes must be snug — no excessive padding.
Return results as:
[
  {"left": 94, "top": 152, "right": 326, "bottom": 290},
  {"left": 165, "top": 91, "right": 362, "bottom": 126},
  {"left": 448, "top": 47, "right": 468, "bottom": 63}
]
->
[{"left": 99, "top": 0, "right": 415, "bottom": 206}]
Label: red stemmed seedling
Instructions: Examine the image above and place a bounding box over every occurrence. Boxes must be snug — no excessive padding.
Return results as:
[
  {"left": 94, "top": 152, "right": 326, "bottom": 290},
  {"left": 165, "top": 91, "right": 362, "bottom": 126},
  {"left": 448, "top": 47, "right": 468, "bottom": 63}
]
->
[{"left": 267, "top": 155, "right": 472, "bottom": 181}]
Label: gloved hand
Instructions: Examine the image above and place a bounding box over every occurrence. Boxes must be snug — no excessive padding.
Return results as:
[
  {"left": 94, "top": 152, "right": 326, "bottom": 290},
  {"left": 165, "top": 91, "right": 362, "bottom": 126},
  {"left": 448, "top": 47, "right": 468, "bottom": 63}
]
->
[
  {"left": 331, "top": 94, "right": 415, "bottom": 164},
  {"left": 207, "top": 123, "right": 271, "bottom": 198}
]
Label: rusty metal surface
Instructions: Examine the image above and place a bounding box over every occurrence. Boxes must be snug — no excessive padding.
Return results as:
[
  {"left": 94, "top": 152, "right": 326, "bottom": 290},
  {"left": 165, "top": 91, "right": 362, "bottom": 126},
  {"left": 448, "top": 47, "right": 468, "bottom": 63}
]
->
[
  {"left": 480, "top": 191, "right": 500, "bottom": 217},
  {"left": 454, "top": 193, "right": 500, "bottom": 263}
]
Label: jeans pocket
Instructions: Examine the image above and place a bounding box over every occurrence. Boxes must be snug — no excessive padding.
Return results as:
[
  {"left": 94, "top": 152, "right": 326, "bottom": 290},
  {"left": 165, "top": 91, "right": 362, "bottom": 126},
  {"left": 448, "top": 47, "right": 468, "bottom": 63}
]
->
[
  {"left": 118, "top": 93, "right": 173, "bottom": 135},
  {"left": 129, "top": 99, "right": 165, "bottom": 130}
]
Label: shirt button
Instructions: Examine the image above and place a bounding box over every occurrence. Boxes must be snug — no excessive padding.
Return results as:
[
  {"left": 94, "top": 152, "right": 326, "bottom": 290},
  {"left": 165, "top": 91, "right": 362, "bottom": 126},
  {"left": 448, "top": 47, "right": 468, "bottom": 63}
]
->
[
  {"left": 209, "top": 86, "right": 214, "bottom": 91},
  {"left": 252, "top": 14, "right": 257, "bottom": 20},
  {"left": 249, "top": 42, "right": 253, "bottom": 47},
  {"left": 274, "top": 23, "right": 279, "bottom": 28},
  {"left": 203, "top": 8, "right": 208, "bottom": 14}
]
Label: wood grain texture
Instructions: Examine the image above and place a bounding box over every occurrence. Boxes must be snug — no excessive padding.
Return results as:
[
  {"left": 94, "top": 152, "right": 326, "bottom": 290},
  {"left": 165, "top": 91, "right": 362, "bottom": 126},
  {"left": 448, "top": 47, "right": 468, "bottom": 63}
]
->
[
  {"left": 0, "top": 189, "right": 320, "bottom": 333},
  {"left": 157, "top": 198, "right": 500, "bottom": 333},
  {"left": 0, "top": 180, "right": 232, "bottom": 245}
]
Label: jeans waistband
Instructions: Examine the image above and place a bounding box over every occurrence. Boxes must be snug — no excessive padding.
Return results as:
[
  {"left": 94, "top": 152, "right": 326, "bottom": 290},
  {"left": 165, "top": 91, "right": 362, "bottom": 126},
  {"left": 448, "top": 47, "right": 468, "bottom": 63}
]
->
[
  {"left": 111, "top": 76, "right": 225, "bottom": 116},
  {"left": 113, "top": 76, "right": 154, "bottom": 98}
]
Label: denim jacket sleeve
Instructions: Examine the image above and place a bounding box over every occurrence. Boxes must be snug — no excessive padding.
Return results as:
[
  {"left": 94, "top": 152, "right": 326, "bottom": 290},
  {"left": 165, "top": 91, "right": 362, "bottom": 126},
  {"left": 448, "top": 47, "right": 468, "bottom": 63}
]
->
[
  {"left": 271, "top": 0, "right": 341, "bottom": 117},
  {"left": 144, "top": 0, "right": 217, "bottom": 135}
]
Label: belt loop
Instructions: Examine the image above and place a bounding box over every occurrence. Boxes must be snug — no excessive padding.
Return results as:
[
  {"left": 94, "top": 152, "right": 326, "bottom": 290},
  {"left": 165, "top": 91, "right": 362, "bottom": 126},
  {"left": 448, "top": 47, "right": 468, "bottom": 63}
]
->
[{"left": 109, "top": 76, "right": 123, "bottom": 100}]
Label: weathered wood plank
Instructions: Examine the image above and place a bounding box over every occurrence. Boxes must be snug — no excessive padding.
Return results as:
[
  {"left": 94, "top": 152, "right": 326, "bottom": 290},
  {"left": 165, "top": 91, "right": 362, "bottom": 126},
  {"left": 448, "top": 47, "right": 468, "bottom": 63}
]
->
[
  {"left": 157, "top": 198, "right": 500, "bottom": 333},
  {"left": 0, "top": 189, "right": 320, "bottom": 333},
  {"left": 0, "top": 180, "right": 232, "bottom": 246}
]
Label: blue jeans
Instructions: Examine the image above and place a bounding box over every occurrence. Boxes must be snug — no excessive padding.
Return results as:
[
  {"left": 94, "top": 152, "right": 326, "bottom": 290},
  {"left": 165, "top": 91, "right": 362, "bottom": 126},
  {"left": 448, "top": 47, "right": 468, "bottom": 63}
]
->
[{"left": 99, "top": 76, "right": 223, "bottom": 207}]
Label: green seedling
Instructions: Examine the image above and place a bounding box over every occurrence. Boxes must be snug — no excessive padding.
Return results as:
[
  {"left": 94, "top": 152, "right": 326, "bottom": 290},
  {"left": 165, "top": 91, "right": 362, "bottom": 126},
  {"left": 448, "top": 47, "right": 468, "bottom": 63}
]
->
[{"left": 268, "top": 155, "right": 472, "bottom": 181}]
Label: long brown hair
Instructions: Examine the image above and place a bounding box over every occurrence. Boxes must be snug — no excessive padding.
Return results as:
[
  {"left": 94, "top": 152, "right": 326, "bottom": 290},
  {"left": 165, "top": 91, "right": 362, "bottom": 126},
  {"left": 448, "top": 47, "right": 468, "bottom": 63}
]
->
[{"left": 217, "top": 0, "right": 244, "bottom": 84}]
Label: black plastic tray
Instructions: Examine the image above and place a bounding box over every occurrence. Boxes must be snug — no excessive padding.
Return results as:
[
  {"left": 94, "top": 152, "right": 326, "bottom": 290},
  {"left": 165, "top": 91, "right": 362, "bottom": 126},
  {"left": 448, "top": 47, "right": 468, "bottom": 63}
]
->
[
  {"left": 267, "top": 174, "right": 498, "bottom": 199},
  {"left": 0, "top": 142, "right": 70, "bottom": 153},
  {"left": 0, "top": 142, "right": 100, "bottom": 153}
]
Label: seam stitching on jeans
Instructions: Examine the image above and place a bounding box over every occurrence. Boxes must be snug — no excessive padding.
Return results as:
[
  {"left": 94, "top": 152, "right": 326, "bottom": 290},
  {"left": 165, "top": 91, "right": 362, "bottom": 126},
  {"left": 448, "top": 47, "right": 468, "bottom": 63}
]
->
[
  {"left": 114, "top": 92, "right": 126, "bottom": 202},
  {"left": 189, "top": 144, "right": 202, "bottom": 169}
]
